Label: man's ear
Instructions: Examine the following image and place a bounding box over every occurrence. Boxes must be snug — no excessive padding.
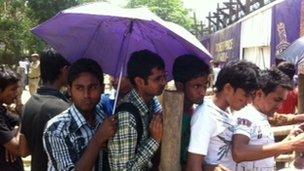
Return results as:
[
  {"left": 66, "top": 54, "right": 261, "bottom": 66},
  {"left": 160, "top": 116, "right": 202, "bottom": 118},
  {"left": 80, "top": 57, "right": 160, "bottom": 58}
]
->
[
  {"left": 134, "top": 77, "right": 145, "bottom": 88},
  {"left": 223, "top": 83, "right": 233, "bottom": 95},
  {"left": 67, "top": 85, "right": 72, "bottom": 97},
  {"left": 255, "top": 89, "right": 263, "bottom": 98},
  {"left": 175, "top": 82, "right": 184, "bottom": 92},
  {"left": 62, "top": 65, "right": 69, "bottom": 73}
]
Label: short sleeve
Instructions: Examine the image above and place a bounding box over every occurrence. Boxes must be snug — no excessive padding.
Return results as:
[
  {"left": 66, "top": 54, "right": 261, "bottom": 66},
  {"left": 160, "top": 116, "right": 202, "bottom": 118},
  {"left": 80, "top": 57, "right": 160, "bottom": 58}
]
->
[
  {"left": 234, "top": 116, "right": 253, "bottom": 138},
  {"left": 188, "top": 106, "right": 216, "bottom": 155}
]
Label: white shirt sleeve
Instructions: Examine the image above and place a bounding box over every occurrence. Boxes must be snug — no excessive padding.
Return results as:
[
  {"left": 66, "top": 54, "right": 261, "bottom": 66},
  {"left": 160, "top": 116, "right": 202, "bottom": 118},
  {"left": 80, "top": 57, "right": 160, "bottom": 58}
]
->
[
  {"left": 188, "top": 105, "right": 216, "bottom": 155},
  {"left": 234, "top": 115, "right": 253, "bottom": 138}
]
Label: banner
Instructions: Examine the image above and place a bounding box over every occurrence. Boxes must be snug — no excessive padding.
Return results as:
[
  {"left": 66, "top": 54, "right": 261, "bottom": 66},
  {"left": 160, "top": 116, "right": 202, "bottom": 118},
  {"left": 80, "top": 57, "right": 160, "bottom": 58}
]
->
[
  {"left": 208, "top": 23, "right": 241, "bottom": 62},
  {"left": 271, "top": 0, "right": 301, "bottom": 64}
]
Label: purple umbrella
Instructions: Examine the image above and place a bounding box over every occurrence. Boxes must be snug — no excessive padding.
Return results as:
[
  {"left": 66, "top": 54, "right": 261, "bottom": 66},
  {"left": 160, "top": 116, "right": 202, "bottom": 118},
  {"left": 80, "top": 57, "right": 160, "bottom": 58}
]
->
[{"left": 32, "top": 2, "right": 212, "bottom": 79}]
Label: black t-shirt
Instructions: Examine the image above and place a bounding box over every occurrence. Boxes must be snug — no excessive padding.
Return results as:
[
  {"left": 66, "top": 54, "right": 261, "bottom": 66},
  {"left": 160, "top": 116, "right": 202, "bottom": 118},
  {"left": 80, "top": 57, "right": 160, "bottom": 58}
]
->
[
  {"left": 21, "top": 87, "right": 70, "bottom": 171},
  {"left": 0, "top": 105, "right": 24, "bottom": 171}
]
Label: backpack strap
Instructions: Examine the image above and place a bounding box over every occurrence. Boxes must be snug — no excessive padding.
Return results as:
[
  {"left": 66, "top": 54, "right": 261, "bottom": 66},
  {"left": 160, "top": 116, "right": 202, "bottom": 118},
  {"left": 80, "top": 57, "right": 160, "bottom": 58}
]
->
[{"left": 116, "top": 102, "right": 143, "bottom": 152}]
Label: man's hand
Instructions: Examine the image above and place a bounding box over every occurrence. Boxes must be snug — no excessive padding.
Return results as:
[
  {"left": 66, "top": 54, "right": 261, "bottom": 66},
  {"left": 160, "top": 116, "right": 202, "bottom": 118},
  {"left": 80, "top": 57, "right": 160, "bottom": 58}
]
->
[
  {"left": 288, "top": 132, "right": 304, "bottom": 152},
  {"left": 5, "top": 149, "right": 17, "bottom": 163},
  {"left": 285, "top": 127, "right": 304, "bottom": 141},
  {"left": 149, "top": 114, "right": 163, "bottom": 144},
  {"left": 94, "top": 116, "right": 117, "bottom": 148}
]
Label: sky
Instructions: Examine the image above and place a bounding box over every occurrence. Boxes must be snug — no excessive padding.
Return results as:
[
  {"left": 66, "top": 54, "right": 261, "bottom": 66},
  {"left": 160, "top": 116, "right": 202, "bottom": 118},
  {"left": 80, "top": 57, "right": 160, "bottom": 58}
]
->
[
  {"left": 109, "top": 0, "right": 226, "bottom": 23},
  {"left": 183, "top": 0, "right": 226, "bottom": 22}
]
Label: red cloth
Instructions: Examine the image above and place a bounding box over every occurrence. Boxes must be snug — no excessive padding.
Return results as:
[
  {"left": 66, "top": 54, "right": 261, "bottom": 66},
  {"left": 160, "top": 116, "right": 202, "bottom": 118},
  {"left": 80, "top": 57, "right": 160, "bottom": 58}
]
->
[{"left": 277, "top": 87, "right": 298, "bottom": 114}]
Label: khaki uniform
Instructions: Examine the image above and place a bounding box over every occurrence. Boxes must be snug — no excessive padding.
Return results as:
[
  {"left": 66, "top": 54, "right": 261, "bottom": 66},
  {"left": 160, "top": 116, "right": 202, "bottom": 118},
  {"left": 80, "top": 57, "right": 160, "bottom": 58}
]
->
[{"left": 28, "top": 60, "right": 40, "bottom": 95}]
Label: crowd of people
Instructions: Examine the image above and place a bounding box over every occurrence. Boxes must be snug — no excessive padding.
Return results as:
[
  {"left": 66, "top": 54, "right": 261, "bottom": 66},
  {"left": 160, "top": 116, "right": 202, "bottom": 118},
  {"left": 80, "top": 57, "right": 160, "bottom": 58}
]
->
[{"left": 1, "top": 49, "right": 304, "bottom": 171}]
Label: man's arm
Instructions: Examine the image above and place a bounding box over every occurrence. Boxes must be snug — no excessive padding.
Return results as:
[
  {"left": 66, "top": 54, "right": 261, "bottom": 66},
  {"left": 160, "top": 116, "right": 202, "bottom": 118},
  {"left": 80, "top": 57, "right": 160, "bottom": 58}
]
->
[
  {"left": 3, "top": 125, "right": 30, "bottom": 157},
  {"left": 108, "top": 112, "right": 162, "bottom": 170},
  {"left": 269, "top": 113, "right": 304, "bottom": 126},
  {"left": 232, "top": 133, "right": 304, "bottom": 162},
  {"left": 186, "top": 153, "right": 204, "bottom": 171}
]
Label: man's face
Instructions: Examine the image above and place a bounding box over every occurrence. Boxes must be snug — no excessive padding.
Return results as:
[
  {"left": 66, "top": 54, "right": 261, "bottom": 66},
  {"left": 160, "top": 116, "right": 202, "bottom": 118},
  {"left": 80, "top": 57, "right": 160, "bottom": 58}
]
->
[
  {"left": 255, "top": 86, "right": 289, "bottom": 116},
  {"left": 184, "top": 76, "right": 209, "bottom": 105},
  {"left": 143, "top": 68, "right": 167, "bottom": 96},
  {"left": 69, "top": 72, "right": 103, "bottom": 114},
  {"left": 0, "top": 83, "right": 19, "bottom": 105},
  {"left": 31, "top": 56, "right": 38, "bottom": 62},
  {"left": 227, "top": 87, "right": 251, "bottom": 111}
]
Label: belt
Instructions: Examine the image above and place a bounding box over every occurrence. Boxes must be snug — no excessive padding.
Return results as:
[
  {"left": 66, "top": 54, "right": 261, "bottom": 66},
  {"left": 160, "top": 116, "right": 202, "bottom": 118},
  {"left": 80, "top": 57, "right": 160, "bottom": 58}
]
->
[{"left": 29, "top": 77, "right": 39, "bottom": 79}]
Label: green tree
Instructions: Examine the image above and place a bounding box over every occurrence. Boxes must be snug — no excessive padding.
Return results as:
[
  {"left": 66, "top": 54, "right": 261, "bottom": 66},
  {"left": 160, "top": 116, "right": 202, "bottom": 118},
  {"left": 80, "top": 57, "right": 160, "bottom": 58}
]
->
[
  {"left": 0, "top": 0, "right": 99, "bottom": 65},
  {"left": 127, "top": 0, "right": 194, "bottom": 30},
  {"left": 27, "top": 0, "right": 80, "bottom": 24},
  {"left": 0, "top": 0, "right": 40, "bottom": 64},
  {"left": 27, "top": 0, "right": 101, "bottom": 24}
]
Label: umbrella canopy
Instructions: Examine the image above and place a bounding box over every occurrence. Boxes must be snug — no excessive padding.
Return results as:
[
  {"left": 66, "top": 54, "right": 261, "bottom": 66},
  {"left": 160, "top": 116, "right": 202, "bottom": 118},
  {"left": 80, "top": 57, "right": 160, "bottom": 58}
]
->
[
  {"left": 278, "top": 37, "right": 304, "bottom": 66},
  {"left": 32, "top": 2, "right": 212, "bottom": 78}
]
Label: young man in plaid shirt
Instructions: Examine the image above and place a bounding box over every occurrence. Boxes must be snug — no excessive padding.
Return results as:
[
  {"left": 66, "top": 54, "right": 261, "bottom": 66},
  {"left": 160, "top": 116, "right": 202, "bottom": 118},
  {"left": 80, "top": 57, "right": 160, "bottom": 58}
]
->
[
  {"left": 108, "top": 50, "right": 166, "bottom": 170},
  {"left": 43, "top": 58, "right": 117, "bottom": 171}
]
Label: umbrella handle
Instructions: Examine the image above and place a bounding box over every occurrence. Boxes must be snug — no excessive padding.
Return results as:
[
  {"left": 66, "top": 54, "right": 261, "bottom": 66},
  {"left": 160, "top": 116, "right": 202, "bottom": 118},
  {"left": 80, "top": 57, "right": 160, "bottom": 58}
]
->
[
  {"left": 111, "top": 21, "right": 134, "bottom": 115},
  {"left": 112, "top": 66, "right": 123, "bottom": 115}
]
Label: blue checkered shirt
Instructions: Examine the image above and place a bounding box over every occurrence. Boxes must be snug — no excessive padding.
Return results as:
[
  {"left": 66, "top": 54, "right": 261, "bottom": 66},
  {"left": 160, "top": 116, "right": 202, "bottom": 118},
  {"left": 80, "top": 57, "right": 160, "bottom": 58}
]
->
[{"left": 43, "top": 104, "right": 106, "bottom": 171}]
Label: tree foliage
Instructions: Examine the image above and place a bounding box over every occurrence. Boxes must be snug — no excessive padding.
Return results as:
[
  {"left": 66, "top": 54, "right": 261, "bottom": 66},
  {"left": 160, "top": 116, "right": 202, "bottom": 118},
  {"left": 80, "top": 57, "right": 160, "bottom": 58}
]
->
[
  {"left": 127, "top": 0, "right": 194, "bottom": 30},
  {"left": 0, "top": 0, "right": 94, "bottom": 65},
  {"left": 0, "top": 0, "right": 40, "bottom": 64},
  {"left": 27, "top": 0, "right": 80, "bottom": 24}
]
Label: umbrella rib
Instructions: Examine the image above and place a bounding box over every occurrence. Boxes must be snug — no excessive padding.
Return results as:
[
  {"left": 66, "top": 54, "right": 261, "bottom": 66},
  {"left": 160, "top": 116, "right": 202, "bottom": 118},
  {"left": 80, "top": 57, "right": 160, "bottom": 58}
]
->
[
  {"left": 114, "top": 20, "right": 134, "bottom": 75},
  {"left": 137, "top": 22, "right": 160, "bottom": 54},
  {"left": 80, "top": 19, "right": 105, "bottom": 58}
]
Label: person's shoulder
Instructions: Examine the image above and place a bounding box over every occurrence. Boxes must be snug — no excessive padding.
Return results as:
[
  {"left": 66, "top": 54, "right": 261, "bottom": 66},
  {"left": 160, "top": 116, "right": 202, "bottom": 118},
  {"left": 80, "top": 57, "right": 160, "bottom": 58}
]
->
[
  {"left": 24, "top": 94, "right": 69, "bottom": 116},
  {"left": 44, "top": 109, "right": 72, "bottom": 136},
  {"left": 195, "top": 99, "right": 218, "bottom": 115},
  {"left": 41, "top": 97, "right": 70, "bottom": 111},
  {"left": 116, "top": 103, "right": 138, "bottom": 125},
  {"left": 234, "top": 105, "right": 258, "bottom": 123},
  {"left": 192, "top": 100, "right": 216, "bottom": 123}
]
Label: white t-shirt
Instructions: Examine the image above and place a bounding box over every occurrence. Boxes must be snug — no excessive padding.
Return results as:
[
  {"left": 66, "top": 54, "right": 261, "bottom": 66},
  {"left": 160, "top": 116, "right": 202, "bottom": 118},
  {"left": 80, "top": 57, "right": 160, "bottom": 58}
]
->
[
  {"left": 188, "top": 99, "right": 236, "bottom": 170},
  {"left": 234, "top": 104, "right": 275, "bottom": 171}
]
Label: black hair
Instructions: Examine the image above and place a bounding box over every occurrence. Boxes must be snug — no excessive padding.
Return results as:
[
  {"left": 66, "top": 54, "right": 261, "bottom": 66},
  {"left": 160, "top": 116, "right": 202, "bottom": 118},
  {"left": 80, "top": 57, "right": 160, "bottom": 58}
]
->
[
  {"left": 68, "top": 58, "right": 103, "bottom": 86},
  {"left": 127, "top": 49, "right": 165, "bottom": 86},
  {"left": 215, "top": 60, "right": 259, "bottom": 94},
  {"left": 173, "top": 54, "right": 210, "bottom": 84},
  {"left": 40, "top": 49, "right": 70, "bottom": 84},
  {"left": 0, "top": 66, "right": 20, "bottom": 92},
  {"left": 258, "top": 68, "right": 293, "bottom": 95},
  {"left": 277, "top": 61, "right": 295, "bottom": 80}
]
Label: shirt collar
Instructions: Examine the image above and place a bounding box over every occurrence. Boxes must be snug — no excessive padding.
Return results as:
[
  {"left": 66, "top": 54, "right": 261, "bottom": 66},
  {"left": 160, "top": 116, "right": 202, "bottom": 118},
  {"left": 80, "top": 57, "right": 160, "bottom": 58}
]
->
[
  {"left": 248, "top": 104, "right": 268, "bottom": 119},
  {"left": 128, "top": 89, "right": 151, "bottom": 116},
  {"left": 37, "top": 86, "right": 70, "bottom": 103},
  {"left": 69, "top": 104, "right": 106, "bottom": 130}
]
